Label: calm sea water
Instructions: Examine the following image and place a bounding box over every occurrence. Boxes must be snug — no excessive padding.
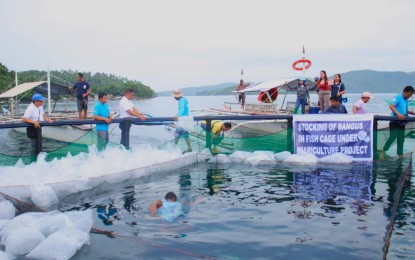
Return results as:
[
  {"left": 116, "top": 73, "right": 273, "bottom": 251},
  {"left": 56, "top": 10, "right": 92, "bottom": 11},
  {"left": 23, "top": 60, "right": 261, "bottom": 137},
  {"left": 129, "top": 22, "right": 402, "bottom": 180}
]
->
[{"left": 1, "top": 93, "right": 415, "bottom": 259}]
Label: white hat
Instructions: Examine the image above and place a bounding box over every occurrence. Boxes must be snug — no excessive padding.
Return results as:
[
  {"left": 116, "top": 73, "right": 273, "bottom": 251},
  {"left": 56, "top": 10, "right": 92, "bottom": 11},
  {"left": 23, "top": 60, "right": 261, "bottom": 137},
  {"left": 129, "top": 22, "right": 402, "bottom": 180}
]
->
[
  {"left": 172, "top": 89, "right": 183, "bottom": 98},
  {"left": 362, "top": 92, "right": 373, "bottom": 98}
]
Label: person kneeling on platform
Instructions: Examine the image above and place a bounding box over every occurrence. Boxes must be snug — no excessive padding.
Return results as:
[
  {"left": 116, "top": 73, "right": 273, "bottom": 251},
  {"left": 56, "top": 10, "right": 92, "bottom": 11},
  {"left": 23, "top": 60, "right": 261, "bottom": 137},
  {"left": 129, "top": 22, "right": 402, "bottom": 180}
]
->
[
  {"left": 323, "top": 96, "right": 348, "bottom": 114},
  {"left": 201, "top": 120, "right": 232, "bottom": 153}
]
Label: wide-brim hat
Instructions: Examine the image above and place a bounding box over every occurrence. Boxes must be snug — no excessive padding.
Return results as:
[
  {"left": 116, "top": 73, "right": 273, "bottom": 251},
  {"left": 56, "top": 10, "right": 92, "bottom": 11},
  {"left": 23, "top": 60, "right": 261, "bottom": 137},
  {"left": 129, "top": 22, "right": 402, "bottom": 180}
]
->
[
  {"left": 172, "top": 89, "right": 183, "bottom": 98},
  {"left": 362, "top": 92, "right": 373, "bottom": 98}
]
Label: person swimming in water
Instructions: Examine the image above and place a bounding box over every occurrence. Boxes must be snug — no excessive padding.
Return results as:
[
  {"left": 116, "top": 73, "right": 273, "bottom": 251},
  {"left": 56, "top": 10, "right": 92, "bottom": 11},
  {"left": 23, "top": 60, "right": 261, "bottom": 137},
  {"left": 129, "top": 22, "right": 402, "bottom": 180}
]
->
[{"left": 150, "top": 191, "right": 183, "bottom": 222}]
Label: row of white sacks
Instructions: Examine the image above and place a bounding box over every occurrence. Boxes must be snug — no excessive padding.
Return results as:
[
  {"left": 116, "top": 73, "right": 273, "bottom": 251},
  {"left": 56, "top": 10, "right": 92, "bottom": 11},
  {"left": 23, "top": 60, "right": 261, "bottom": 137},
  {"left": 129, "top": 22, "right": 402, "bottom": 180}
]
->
[
  {"left": 0, "top": 145, "right": 355, "bottom": 259},
  {"left": 0, "top": 145, "right": 357, "bottom": 204}
]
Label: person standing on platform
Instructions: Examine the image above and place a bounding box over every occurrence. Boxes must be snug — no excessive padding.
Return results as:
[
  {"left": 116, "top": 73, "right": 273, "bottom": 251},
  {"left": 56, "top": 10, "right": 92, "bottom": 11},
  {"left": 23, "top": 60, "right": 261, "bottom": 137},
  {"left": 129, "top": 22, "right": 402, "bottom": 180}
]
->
[
  {"left": 331, "top": 74, "right": 346, "bottom": 103},
  {"left": 380, "top": 86, "right": 415, "bottom": 159},
  {"left": 293, "top": 78, "right": 310, "bottom": 114},
  {"left": 73, "top": 73, "right": 91, "bottom": 119},
  {"left": 93, "top": 92, "right": 112, "bottom": 151},
  {"left": 22, "top": 94, "right": 53, "bottom": 146},
  {"left": 118, "top": 88, "right": 147, "bottom": 149},
  {"left": 352, "top": 92, "right": 372, "bottom": 114},
  {"left": 236, "top": 79, "right": 247, "bottom": 108},
  {"left": 172, "top": 89, "right": 192, "bottom": 153},
  {"left": 317, "top": 70, "right": 331, "bottom": 112}
]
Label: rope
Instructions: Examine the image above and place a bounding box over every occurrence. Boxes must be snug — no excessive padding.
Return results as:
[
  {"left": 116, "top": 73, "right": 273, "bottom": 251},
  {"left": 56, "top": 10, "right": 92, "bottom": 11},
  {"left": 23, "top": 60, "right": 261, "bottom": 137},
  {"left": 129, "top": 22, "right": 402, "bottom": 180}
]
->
[
  {"left": 382, "top": 153, "right": 412, "bottom": 259},
  {"left": 0, "top": 190, "right": 219, "bottom": 260}
]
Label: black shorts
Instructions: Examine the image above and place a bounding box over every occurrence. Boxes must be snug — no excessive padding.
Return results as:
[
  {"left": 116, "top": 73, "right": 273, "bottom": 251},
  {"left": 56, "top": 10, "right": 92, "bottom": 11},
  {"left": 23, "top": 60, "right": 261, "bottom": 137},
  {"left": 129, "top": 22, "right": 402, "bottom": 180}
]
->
[{"left": 77, "top": 99, "right": 88, "bottom": 111}]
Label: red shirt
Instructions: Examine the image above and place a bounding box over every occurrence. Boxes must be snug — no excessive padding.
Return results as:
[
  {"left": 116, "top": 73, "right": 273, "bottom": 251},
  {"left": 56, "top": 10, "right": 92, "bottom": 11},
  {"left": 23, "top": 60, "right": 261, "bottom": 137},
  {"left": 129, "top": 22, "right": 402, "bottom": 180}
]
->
[{"left": 318, "top": 81, "right": 330, "bottom": 91}]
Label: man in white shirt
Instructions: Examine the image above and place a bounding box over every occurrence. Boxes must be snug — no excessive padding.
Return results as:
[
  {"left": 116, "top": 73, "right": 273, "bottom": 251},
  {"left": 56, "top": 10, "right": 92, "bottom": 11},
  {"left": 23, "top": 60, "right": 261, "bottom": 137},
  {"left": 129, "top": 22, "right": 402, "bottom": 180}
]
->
[
  {"left": 119, "top": 88, "right": 147, "bottom": 149},
  {"left": 22, "top": 94, "right": 53, "bottom": 128},
  {"left": 22, "top": 94, "right": 53, "bottom": 146}
]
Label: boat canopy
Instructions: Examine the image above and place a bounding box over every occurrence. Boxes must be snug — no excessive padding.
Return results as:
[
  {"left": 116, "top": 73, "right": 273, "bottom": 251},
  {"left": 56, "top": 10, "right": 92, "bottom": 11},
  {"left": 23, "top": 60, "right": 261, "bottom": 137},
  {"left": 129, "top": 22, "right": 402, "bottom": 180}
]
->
[
  {"left": 235, "top": 78, "right": 317, "bottom": 93},
  {"left": 0, "top": 81, "right": 73, "bottom": 99},
  {"left": 0, "top": 81, "right": 46, "bottom": 98}
]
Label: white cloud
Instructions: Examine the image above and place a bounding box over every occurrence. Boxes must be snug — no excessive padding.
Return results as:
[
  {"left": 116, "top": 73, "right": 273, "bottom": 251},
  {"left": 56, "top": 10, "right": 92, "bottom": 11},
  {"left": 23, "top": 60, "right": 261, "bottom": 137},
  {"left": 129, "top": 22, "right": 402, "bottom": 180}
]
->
[{"left": 1, "top": 0, "right": 414, "bottom": 91}]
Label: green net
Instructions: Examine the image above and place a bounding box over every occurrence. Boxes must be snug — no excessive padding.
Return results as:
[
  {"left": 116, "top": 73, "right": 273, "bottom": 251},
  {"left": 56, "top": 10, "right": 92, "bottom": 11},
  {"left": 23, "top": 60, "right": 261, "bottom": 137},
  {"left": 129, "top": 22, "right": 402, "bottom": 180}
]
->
[{"left": 1, "top": 122, "right": 415, "bottom": 166}]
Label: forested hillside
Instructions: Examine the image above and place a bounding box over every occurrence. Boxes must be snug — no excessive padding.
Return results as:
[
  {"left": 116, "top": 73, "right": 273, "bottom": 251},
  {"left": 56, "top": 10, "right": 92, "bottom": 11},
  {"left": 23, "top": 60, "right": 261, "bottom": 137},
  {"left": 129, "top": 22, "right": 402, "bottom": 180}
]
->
[{"left": 0, "top": 63, "right": 156, "bottom": 98}]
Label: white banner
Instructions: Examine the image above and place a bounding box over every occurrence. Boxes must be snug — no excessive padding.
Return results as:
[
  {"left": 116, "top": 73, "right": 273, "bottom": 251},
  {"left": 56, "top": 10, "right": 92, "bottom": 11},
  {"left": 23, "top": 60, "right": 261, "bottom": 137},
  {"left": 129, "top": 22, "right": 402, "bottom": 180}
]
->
[{"left": 293, "top": 114, "right": 374, "bottom": 161}]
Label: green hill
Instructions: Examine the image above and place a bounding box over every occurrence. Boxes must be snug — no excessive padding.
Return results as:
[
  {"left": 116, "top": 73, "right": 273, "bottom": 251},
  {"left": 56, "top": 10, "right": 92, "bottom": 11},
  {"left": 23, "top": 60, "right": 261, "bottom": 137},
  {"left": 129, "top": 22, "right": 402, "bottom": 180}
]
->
[{"left": 0, "top": 63, "right": 156, "bottom": 98}]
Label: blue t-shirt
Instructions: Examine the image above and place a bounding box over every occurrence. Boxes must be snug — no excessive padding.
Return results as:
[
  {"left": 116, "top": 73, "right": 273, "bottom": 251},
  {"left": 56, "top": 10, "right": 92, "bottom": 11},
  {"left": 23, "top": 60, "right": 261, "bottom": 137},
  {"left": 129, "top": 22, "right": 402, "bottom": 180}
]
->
[
  {"left": 73, "top": 81, "right": 91, "bottom": 100},
  {"left": 93, "top": 101, "right": 110, "bottom": 131},
  {"left": 159, "top": 199, "right": 182, "bottom": 222},
  {"left": 331, "top": 83, "right": 345, "bottom": 101},
  {"left": 391, "top": 93, "right": 408, "bottom": 116},
  {"left": 177, "top": 97, "right": 189, "bottom": 117}
]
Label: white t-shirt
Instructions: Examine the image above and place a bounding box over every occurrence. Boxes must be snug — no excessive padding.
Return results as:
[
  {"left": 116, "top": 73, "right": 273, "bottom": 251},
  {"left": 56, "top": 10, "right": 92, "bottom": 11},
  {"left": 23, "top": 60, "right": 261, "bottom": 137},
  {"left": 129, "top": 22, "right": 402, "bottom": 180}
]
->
[
  {"left": 119, "top": 96, "right": 134, "bottom": 118},
  {"left": 353, "top": 99, "right": 366, "bottom": 114},
  {"left": 23, "top": 103, "right": 45, "bottom": 122}
]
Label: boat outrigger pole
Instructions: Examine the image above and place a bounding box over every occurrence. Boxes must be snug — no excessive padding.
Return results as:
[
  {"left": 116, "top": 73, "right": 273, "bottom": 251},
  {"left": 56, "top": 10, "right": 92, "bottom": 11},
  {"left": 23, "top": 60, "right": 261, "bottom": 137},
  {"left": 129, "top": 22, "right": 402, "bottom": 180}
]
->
[{"left": 47, "top": 63, "right": 52, "bottom": 115}]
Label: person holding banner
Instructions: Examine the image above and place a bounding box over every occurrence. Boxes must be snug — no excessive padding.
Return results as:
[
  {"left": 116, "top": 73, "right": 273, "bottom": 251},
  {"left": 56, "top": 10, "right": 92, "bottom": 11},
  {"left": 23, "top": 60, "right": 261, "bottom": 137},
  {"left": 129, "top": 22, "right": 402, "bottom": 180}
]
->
[
  {"left": 323, "top": 96, "right": 348, "bottom": 114},
  {"left": 380, "top": 86, "right": 415, "bottom": 159},
  {"left": 352, "top": 92, "right": 372, "bottom": 114}
]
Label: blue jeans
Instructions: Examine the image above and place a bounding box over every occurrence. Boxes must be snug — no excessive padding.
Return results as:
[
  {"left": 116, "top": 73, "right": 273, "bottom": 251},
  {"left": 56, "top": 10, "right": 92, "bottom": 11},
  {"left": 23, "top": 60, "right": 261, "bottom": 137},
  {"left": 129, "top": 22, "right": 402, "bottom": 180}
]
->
[{"left": 294, "top": 98, "right": 307, "bottom": 114}]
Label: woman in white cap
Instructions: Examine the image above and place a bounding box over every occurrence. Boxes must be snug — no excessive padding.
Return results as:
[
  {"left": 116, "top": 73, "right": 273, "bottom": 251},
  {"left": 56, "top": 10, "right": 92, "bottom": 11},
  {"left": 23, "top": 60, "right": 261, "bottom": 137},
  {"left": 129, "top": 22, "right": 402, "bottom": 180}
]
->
[{"left": 352, "top": 92, "right": 372, "bottom": 114}]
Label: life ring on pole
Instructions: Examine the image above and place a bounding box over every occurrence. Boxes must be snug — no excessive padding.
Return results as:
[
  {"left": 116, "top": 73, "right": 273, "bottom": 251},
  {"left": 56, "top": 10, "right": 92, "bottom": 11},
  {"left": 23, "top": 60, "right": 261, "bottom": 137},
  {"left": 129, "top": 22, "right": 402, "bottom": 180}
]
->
[{"left": 292, "top": 59, "right": 312, "bottom": 71}]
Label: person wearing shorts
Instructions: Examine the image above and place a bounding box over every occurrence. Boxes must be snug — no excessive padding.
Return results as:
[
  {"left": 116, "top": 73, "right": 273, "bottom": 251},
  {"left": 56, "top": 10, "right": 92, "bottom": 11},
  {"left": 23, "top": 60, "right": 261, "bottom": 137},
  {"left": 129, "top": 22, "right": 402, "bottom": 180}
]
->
[{"left": 73, "top": 72, "right": 91, "bottom": 119}]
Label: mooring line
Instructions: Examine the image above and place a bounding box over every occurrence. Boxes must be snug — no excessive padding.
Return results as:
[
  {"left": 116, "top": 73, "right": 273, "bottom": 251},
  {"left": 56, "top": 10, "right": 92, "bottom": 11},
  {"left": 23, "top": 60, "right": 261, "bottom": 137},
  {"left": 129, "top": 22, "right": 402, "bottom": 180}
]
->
[
  {"left": 0, "top": 191, "right": 219, "bottom": 260},
  {"left": 382, "top": 153, "right": 412, "bottom": 259}
]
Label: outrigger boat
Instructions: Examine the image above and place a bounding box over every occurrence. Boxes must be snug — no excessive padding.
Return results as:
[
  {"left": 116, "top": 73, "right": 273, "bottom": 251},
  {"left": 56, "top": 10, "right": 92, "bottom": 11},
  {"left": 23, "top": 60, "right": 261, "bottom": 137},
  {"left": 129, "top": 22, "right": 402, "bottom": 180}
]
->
[
  {"left": 193, "top": 78, "right": 318, "bottom": 138},
  {"left": 0, "top": 72, "right": 119, "bottom": 144}
]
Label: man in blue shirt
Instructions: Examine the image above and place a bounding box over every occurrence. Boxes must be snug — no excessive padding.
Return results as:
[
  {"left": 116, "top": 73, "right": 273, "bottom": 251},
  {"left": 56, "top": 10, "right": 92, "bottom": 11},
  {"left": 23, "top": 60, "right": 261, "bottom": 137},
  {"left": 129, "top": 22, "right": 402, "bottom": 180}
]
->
[
  {"left": 381, "top": 85, "right": 415, "bottom": 158},
  {"left": 73, "top": 73, "right": 91, "bottom": 119},
  {"left": 323, "top": 96, "right": 348, "bottom": 114},
  {"left": 173, "top": 89, "right": 192, "bottom": 153},
  {"left": 93, "top": 92, "right": 112, "bottom": 151}
]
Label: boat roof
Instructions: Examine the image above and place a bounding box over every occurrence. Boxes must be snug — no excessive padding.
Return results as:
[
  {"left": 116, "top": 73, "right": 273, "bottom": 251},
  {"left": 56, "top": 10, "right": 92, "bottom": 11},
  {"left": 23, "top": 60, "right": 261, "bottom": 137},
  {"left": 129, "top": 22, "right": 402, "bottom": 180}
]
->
[
  {"left": 0, "top": 81, "right": 46, "bottom": 98},
  {"left": 235, "top": 78, "right": 317, "bottom": 93},
  {"left": 0, "top": 81, "right": 73, "bottom": 99}
]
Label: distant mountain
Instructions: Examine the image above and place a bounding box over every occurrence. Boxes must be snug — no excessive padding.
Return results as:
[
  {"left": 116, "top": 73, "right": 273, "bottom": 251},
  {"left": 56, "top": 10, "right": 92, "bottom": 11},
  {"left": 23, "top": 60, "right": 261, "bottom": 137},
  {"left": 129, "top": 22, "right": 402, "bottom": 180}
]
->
[
  {"left": 338, "top": 70, "right": 415, "bottom": 93},
  {"left": 157, "top": 82, "right": 236, "bottom": 96},
  {"left": 156, "top": 70, "right": 415, "bottom": 96}
]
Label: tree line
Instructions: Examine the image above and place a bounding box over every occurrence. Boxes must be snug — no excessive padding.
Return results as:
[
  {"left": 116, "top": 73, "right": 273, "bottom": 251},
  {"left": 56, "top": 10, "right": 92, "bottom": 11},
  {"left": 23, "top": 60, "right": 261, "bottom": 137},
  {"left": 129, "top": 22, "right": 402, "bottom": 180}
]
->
[{"left": 0, "top": 63, "right": 156, "bottom": 98}]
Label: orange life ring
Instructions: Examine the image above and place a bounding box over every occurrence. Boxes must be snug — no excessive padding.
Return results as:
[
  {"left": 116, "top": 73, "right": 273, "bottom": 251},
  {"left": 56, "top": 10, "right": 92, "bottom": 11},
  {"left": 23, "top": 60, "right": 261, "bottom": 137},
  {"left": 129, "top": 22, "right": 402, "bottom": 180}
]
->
[{"left": 292, "top": 59, "right": 312, "bottom": 71}]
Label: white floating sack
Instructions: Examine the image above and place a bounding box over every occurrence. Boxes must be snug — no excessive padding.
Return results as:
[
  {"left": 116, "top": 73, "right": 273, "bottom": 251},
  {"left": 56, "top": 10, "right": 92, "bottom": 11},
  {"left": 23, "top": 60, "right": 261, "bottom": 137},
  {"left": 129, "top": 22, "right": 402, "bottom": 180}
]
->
[
  {"left": 4, "top": 227, "right": 45, "bottom": 255},
  {"left": 30, "top": 184, "right": 59, "bottom": 210},
  {"left": 0, "top": 250, "right": 13, "bottom": 260},
  {"left": 0, "top": 201, "right": 16, "bottom": 220},
  {"left": 63, "top": 210, "right": 93, "bottom": 233},
  {"left": 273, "top": 151, "right": 292, "bottom": 161},
  {"left": 0, "top": 213, "right": 38, "bottom": 244},
  {"left": 27, "top": 229, "right": 90, "bottom": 260},
  {"left": 0, "top": 220, "right": 10, "bottom": 232}
]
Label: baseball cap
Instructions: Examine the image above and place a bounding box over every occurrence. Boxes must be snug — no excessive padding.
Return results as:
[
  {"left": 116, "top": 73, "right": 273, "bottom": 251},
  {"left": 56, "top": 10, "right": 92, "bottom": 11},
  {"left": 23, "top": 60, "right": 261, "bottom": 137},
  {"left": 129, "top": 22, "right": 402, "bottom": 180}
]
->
[
  {"left": 362, "top": 92, "right": 373, "bottom": 98},
  {"left": 32, "top": 93, "right": 46, "bottom": 101}
]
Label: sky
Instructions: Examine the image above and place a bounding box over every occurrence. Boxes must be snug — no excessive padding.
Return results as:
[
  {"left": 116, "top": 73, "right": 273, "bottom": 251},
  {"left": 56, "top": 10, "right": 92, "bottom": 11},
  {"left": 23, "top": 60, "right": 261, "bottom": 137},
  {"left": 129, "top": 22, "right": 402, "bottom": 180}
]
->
[{"left": 1, "top": 0, "right": 414, "bottom": 91}]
